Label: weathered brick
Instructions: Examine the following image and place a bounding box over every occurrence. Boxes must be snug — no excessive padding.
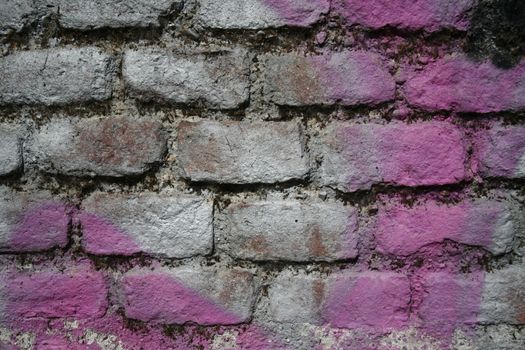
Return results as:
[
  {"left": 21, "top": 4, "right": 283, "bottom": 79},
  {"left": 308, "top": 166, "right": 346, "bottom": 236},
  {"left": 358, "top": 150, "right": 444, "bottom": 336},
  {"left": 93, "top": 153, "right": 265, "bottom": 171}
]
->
[
  {"left": 177, "top": 120, "right": 308, "bottom": 184},
  {"left": 0, "top": 186, "right": 70, "bottom": 253},
  {"left": 474, "top": 123, "right": 525, "bottom": 179},
  {"left": 262, "top": 51, "right": 395, "bottom": 106},
  {"left": 0, "top": 125, "right": 24, "bottom": 176},
  {"left": 123, "top": 49, "right": 250, "bottom": 109},
  {"left": 217, "top": 198, "right": 358, "bottom": 261},
  {"left": 196, "top": 0, "right": 329, "bottom": 29},
  {"left": 375, "top": 195, "right": 519, "bottom": 256},
  {"left": 0, "top": 48, "right": 115, "bottom": 106},
  {"left": 479, "top": 264, "right": 525, "bottom": 324},
  {"left": 1, "top": 266, "right": 107, "bottom": 320},
  {"left": 332, "top": 0, "right": 474, "bottom": 32},
  {"left": 79, "top": 191, "right": 213, "bottom": 258},
  {"left": 404, "top": 56, "right": 525, "bottom": 113},
  {"left": 0, "top": 0, "right": 35, "bottom": 35},
  {"left": 29, "top": 117, "right": 166, "bottom": 177},
  {"left": 121, "top": 266, "right": 256, "bottom": 325},
  {"left": 50, "top": 0, "right": 182, "bottom": 30},
  {"left": 266, "top": 270, "right": 411, "bottom": 329},
  {"left": 314, "top": 121, "right": 467, "bottom": 192}
]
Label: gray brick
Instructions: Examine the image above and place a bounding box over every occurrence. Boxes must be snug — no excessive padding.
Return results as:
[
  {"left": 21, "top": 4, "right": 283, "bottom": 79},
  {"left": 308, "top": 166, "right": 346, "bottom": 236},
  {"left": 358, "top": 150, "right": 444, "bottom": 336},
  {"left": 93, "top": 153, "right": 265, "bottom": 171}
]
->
[
  {"left": 217, "top": 198, "right": 358, "bottom": 261},
  {"left": 177, "top": 120, "right": 309, "bottom": 184},
  {"left": 196, "top": 0, "right": 329, "bottom": 29},
  {"left": 0, "top": 48, "right": 115, "bottom": 106},
  {"left": 262, "top": 51, "right": 395, "bottom": 107},
  {"left": 0, "top": 186, "right": 69, "bottom": 252},
  {"left": 0, "top": 125, "right": 24, "bottom": 176},
  {"left": 121, "top": 265, "right": 256, "bottom": 325},
  {"left": 123, "top": 49, "right": 250, "bottom": 109},
  {"left": 50, "top": 0, "right": 182, "bottom": 30},
  {"left": 0, "top": 0, "right": 35, "bottom": 35},
  {"left": 29, "top": 117, "right": 166, "bottom": 177},
  {"left": 80, "top": 191, "right": 213, "bottom": 258}
]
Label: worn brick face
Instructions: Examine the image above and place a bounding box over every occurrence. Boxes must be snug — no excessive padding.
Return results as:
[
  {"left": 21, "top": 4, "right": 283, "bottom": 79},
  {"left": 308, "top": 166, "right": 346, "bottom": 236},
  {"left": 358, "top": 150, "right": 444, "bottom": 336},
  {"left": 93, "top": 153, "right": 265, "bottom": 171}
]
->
[
  {"left": 0, "top": 48, "right": 115, "bottom": 106},
  {"left": 29, "top": 117, "right": 166, "bottom": 177},
  {"left": 217, "top": 198, "right": 358, "bottom": 261},
  {"left": 262, "top": 51, "right": 395, "bottom": 106},
  {"left": 123, "top": 49, "right": 250, "bottom": 109},
  {"left": 79, "top": 191, "right": 213, "bottom": 258},
  {"left": 177, "top": 120, "right": 309, "bottom": 184},
  {"left": 0, "top": 124, "right": 23, "bottom": 177}
]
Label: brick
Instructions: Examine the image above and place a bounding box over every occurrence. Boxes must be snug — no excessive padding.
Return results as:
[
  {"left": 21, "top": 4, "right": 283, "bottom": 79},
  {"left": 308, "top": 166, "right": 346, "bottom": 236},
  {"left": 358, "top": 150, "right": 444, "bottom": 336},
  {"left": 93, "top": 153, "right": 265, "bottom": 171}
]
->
[
  {"left": 79, "top": 191, "right": 213, "bottom": 258},
  {"left": 0, "top": 48, "right": 115, "bottom": 106},
  {"left": 177, "top": 120, "right": 308, "bottom": 184},
  {"left": 196, "top": 0, "right": 329, "bottom": 29},
  {"left": 404, "top": 56, "right": 525, "bottom": 113},
  {"left": 0, "top": 186, "right": 70, "bottom": 253},
  {"left": 0, "top": 125, "right": 24, "bottom": 176},
  {"left": 121, "top": 266, "right": 256, "bottom": 325},
  {"left": 0, "top": 0, "right": 35, "bottom": 35},
  {"left": 479, "top": 264, "right": 525, "bottom": 324},
  {"left": 314, "top": 121, "right": 467, "bottom": 192},
  {"left": 266, "top": 270, "right": 411, "bottom": 329},
  {"left": 50, "top": 0, "right": 182, "bottom": 30},
  {"left": 322, "top": 271, "right": 411, "bottom": 329},
  {"left": 1, "top": 266, "right": 107, "bottom": 320},
  {"left": 29, "top": 117, "right": 166, "bottom": 177},
  {"left": 262, "top": 50, "right": 395, "bottom": 107},
  {"left": 217, "top": 198, "right": 358, "bottom": 261},
  {"left": 123, "top": 49, "right": 250, "bottom": 109},
  {"left": 474, "top": 123, "right": 525, "bottom": 179},
  {"left": 332, "top": 0, "right": 474, "bottom": 32},
  {"left": 375, "top": 195, "right": 519, "bottom": 256}
]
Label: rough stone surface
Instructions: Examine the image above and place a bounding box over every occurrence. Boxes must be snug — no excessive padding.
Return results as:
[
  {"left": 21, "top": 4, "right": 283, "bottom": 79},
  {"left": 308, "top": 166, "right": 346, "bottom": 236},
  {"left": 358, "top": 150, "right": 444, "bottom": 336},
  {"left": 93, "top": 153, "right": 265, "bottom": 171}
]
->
[
  {"left": 177, "top": 120, "right": 309, "bottom": 184},
  {"left": 474, "top": 123, "right": 525, "bottom": 179},
  {"left": 0, "top": 186, "right": 70, "bottom": 253},
  {"left": 217, "top": 198, "right": 358, "bottom": 261},
  {"left": 0, "top": 125, "right": 24, "bottom": 177},
  {"left": 50, "top": 0, "right": 181, "bottom": 30},
  {"left": 79, "top": 191, "right": 213, "bottom": 258},
  {"left": 332, "top": 0, "right": 474, "bottom": 31},
  {"left": 196, "top": 0, "right": 329, "bottom": 29},
  {"left": 404, "top": 55, "right": 525, "bottom": 113},
  {"left": 262, "top": 51, "right": 395, "bottom": 106},
  {"left": 314, "top": 121, "right": 468, "bottom": 191},
  {"left": 28, "top": 117, "right": 166, "bottom": 177},
  {"left": 121, "top": 266, "right": 256, "bottom": 325},
  {"left": 375, "top": 195, "right": 520, "bottom": 256},
  {"left": 123, "top": 49, "right": 250, "bottom": 109},
  {"left": 0, "top": 0, "right": 35, "bottom": 35},
  {"left": 0, "top": 48, "right": 115, "bottom": 106}
]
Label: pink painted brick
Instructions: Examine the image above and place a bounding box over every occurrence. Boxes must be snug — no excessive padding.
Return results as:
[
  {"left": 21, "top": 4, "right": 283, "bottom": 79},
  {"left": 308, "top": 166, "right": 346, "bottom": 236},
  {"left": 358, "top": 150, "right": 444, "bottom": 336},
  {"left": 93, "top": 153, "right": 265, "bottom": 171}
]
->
[
  {"left": 474, "top": 123, "right": 525, "bottom": 179},
  {"left": 266, "top": 270, "right": 411, "bottom": 330},
  {"left": 315, "top": 121, "right": 468, "bottom": 191},
  {"left": 121, "top": 266, "right": 256, "bottom": 325},
  {"left": 404, "top": 56, "right": 525, "bottom": 113},
  {"left": 1, "top": 266, "right": 107, "bottom": 320},
  {"left": 375, "top": 195, "right": 519, "bottom": 256},
  {"left": 0, "top": 186, "right": 70, "bottom": 252},
  {"left": 262, "top": 51, "right": 395, "bottom": 106},
  {"left": 333, "top": 0, "right": 474, "bottom": 32},
  {"left": 322, "top": 271, "right": 411, "bottom": 329}
]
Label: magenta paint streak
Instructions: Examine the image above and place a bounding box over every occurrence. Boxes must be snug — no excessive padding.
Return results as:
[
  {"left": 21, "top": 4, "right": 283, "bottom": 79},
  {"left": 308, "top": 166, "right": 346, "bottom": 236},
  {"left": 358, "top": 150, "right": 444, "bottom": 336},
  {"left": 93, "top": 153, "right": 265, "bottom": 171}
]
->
[
  {"left": 322, "top": 272, "right": 411, "bottom": 331},
  {"left": 9, "top": 202, "right": 70, "bottom": 251},
  {"left": 122, "top": 272, "right": 243, "bottom": 325},
  {"left": 79, "top": 212, "right": 141, "bottom": 256},
  {"left": 5, "top": 267, "right": 107, "bottom": 320}
]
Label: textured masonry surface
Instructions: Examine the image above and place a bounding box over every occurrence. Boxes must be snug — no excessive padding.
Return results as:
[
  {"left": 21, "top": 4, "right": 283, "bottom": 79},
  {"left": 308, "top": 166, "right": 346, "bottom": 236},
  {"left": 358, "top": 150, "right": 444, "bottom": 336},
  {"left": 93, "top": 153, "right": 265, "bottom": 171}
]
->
[{"left": 0, "top": 1, "right": 525, "bottom": 350}]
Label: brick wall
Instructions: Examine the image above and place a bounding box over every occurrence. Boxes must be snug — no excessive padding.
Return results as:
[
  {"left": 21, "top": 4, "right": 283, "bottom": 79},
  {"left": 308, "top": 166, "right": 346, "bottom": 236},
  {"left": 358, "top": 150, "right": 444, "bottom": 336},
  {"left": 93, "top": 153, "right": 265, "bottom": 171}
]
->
[{"left": 0, "top": 1, "right": 524, "bottom": 349}]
